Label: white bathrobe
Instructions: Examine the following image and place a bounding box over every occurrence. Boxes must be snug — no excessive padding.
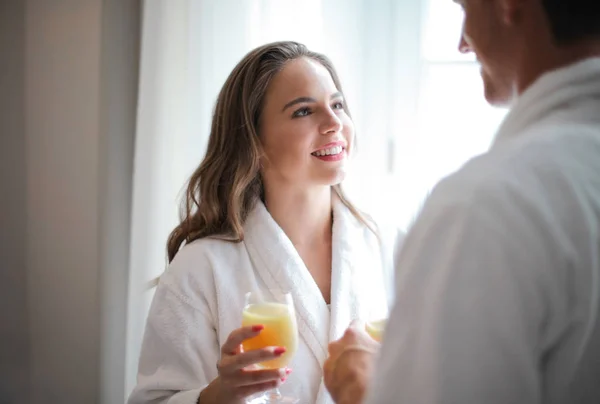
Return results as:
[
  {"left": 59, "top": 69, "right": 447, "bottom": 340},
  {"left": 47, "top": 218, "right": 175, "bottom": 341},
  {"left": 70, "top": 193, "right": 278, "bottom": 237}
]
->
[
  {"left": 128, "top": 195, "right": 404, "bottom": 404},
  {"left": 367, "top": 58, "right": 600, "bottom": 404}
]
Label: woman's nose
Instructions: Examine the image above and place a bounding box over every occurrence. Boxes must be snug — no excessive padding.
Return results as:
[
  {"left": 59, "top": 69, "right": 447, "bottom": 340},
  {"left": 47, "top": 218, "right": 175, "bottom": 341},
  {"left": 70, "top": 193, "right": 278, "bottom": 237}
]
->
[{"left": 320, "top": 110, "right": 343, "bottom": 134}]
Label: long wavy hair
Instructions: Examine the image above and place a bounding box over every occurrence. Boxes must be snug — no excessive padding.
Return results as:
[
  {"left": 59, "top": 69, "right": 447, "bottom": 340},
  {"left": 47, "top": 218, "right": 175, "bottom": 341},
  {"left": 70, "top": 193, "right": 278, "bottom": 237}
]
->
[{"left": 167, "top": 41, "right": 373, "bottom": 262}]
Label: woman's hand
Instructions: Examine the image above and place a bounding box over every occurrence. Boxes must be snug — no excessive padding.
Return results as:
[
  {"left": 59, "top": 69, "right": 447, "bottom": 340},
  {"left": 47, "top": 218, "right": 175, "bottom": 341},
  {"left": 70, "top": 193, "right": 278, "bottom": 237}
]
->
[{"left": 199, "top": 325, "right": 292, "bottom": 404}]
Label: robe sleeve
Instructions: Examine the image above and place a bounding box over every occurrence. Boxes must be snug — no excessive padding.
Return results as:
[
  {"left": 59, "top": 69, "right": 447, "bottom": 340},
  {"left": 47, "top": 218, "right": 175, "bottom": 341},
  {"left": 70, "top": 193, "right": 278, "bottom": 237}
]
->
[{"left": 128, "top": 248, "right": 220, "bottom": 404}]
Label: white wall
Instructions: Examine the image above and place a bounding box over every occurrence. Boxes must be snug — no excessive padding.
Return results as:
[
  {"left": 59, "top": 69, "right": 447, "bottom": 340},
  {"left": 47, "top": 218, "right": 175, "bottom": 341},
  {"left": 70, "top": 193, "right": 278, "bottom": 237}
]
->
[{"left": 0, "top": 1, "right": 139, "bottom": 403}]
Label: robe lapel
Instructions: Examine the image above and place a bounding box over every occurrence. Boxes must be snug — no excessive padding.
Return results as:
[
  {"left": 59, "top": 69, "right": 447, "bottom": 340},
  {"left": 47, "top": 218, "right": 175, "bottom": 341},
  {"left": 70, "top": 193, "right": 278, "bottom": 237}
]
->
[
  {"left": 243, "top": 201, "right": 330, "bottom": 367},
  {"left": 328, "top": 196, "right": 389, "bottom": 342},
  {"left": 243, "top": 197, "right": 389, "bottom": 404},
  {"left": 494, "top": 58, "right": 600, "bottom": 147},
  {"left": 315, "top": 196, "right": 389, "bottom": 403}
]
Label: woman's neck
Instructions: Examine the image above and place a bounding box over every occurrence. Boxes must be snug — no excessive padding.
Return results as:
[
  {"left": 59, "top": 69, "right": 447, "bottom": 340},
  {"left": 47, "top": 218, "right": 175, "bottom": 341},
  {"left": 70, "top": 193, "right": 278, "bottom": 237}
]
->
[{"left": 263, "top": 185, "right": 333, "bottom": 248}]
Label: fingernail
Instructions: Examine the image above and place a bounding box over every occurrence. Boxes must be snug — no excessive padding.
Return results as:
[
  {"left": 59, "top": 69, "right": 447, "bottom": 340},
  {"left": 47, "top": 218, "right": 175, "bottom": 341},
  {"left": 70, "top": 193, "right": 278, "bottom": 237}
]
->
[
  {"left": 285, "top": 368, "right": 292, "bottom": 375},
  {"left": 274, "top": 347, "right": 286, "bottom": 356},
  {"left": 252, "top": 325, "right": 264, "bottom": 332},
  {"left": 281, "top": 377, "right": 287, "bottom": 382}
]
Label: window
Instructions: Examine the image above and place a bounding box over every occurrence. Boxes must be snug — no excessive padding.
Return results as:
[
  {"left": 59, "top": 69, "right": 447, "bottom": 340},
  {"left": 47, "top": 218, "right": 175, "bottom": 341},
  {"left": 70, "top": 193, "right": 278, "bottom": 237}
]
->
[
  {"left": 344, "top": 0, "right": 507, "bottom": 229},
  {"left": 419, "top": 0, "right": 507, "bottom": 185}
]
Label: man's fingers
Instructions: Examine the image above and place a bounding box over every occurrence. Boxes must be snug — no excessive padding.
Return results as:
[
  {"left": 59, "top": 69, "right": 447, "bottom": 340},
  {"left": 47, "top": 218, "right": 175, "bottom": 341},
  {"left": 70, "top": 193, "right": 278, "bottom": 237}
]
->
[
  {"left": 221, "top": 325, "right": 264, "bottom": 356},
  {"left": 344, "top": 321, "right": 366, "bottom": 339},
  {"left": 323, "top": 357, "right": 335, "bottom": 387},
  {"left": 348, "top": 319, "right": 365, "bottom": 330},
  {"left": 328, "top": 340, "right": 341, "bottom": 355}
]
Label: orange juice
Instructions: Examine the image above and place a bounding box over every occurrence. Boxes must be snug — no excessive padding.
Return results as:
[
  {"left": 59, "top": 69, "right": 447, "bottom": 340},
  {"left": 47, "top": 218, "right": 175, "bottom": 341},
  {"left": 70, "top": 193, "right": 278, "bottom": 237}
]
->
[
  {"left": 365, "top": 318, "right": 386, "bottom": 342},
  {"left": 241, "top": 302, "right": 298, "bottom": 369}
]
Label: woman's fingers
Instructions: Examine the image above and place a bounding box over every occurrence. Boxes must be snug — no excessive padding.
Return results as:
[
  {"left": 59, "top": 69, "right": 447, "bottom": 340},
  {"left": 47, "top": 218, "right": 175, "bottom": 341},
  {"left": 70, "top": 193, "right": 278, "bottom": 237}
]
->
[
  {"left": 216, "top": 324, "right": 293, "bottom": 400},
  {"left": 228, "top": 346, "right": 286, "bottom": 370},
  {"left": 219, "top": 346, "right": 286, "bottom": 374},
  {"left": 234, "top": 380, "right": 281, "bottom": 399},
  {"left": 220, "top": 325, "right": 264, "bottom": 355},
  {"left": 235, "top": 367, "right": 288, "bottom": 387}
]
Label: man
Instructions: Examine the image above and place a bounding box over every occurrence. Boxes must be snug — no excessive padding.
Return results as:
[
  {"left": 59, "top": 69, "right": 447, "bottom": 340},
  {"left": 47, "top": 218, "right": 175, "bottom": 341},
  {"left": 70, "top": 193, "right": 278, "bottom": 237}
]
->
[{"left": 324, "top": 0, "right": 600, "bottom": 403}]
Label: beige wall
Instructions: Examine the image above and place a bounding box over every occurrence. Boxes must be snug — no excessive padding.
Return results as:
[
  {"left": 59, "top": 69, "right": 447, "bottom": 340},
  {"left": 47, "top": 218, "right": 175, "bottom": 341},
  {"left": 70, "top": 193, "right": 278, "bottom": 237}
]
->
[
  {"left": 0, "top": 1, "right": 139, "bottom": 402},
  {"left": 0, "top": 1, "right": 30, "bottom": 403},
  {"left": 25, "top": 2, "right": 103, "bottom": 401}
]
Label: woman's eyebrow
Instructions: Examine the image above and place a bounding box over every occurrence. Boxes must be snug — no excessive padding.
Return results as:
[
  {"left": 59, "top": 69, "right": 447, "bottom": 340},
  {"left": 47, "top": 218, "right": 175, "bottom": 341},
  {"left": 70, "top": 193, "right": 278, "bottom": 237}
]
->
[
  {"left": 281, "top": 91, "right": 343, "bottom": 112},
  {"left": 282, "top": 96, "right": 315, "bottom": 112}
]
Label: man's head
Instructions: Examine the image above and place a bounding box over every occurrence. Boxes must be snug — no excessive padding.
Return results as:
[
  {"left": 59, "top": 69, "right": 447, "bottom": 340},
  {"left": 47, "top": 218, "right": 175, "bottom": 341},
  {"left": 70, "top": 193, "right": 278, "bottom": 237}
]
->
[
  {"left": 455, "top": 0, "right": 600, "bottom": 106},
  {"left": 541, "top": 0, "right": 600, "bottom": 46}
]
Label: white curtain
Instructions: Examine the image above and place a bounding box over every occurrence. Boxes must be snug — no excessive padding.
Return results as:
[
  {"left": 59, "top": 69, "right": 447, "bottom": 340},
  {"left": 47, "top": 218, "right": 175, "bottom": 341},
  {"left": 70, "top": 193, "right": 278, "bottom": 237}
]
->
[{"left": 125, "top": 0, "right": 507, "bottom": 398}]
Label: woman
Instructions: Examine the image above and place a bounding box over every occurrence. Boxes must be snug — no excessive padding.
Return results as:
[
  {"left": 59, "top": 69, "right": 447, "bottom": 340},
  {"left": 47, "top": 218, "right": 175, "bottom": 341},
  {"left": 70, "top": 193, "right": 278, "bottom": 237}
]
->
[{"left": 128, "top": 41, "right": 404, "bottom": 404}]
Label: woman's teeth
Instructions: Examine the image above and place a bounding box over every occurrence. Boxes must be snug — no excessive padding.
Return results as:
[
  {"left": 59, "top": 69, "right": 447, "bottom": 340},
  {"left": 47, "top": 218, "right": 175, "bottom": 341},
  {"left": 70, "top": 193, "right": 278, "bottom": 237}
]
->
[{"left": 312, "top": 145, "right": 343, "bottom": 157}]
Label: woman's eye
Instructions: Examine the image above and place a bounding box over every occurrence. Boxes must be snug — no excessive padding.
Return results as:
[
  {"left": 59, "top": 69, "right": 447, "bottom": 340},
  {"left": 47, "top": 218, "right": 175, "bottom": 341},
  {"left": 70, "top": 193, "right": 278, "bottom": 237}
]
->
[
  {"left": 333, "top": 101, "right": 344, "bottom": 110},
  {"left": 292, "top": 107, "right": 311, "bottom": 118}
]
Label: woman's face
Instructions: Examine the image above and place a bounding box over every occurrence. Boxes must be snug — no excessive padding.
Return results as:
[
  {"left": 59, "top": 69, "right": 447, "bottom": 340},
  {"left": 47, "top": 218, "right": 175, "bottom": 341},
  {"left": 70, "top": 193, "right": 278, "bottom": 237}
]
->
[{"left": 259, "top": 57, "right": 354, "bottom": 191}]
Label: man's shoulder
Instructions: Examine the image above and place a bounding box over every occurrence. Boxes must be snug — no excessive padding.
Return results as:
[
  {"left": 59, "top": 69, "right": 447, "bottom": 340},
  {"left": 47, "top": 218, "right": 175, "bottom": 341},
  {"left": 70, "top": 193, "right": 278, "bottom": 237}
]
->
[
  {"left": 492, "top": 122, "right": 600, "bottom": 174},
  {"left": 423, "top": 122, "right": 600, "bottom": 232},
  {"left": 422, "top": 144, "right": 549, "bottom": 225},
  {"left": 445, "top": 123, "right": 598, "bottom": 192},
  {"left": 425, "top": 152, "right": 515, "bottom": 213}
]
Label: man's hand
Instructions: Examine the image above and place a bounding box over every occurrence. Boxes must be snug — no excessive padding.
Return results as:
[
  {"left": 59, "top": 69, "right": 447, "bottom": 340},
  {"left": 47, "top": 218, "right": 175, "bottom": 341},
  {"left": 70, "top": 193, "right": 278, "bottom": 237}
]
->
[{"left": 323, "top": 320, "right": 379, "bottom": 404}]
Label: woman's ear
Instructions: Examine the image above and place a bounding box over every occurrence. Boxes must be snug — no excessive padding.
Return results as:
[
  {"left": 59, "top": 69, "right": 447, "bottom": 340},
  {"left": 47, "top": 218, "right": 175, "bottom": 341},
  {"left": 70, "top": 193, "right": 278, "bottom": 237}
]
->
[{"left": 257, "top": 145, "right": 271, "bottom": 172}]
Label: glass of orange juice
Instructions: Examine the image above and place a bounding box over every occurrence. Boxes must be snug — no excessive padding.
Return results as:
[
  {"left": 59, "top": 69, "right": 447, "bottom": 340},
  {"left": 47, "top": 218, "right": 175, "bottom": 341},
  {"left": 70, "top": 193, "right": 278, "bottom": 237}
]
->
[
  {"left": 365, "top": 305, "right": 388, "bottom": 342},
  {"left": 241, "top": 291, "right": 299, "bottom": 404},
  {"left": 365, "top": 318, "right": 387, "bottom": 342}
]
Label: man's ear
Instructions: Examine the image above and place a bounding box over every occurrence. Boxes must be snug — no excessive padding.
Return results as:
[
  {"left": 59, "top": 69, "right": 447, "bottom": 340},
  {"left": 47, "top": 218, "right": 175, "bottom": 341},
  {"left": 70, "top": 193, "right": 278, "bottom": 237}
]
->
[{"left": 498, "top": 0, "right": 528, "bottom": 25}]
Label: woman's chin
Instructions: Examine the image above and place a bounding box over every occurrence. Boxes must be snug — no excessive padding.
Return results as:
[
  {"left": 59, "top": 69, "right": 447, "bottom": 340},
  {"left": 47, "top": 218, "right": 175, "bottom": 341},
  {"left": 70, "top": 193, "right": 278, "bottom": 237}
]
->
[{"left": 315, "top": 169, "right": 347, "bottom": 187}]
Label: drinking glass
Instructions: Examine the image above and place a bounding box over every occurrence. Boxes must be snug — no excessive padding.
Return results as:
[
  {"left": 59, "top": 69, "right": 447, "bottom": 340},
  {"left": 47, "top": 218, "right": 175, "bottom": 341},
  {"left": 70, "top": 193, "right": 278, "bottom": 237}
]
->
[
  {"left": 241, "top": 291, "right": 299, "bottom": 404},
  {"left": 365, "top": 305, "right": 388, "bottom": 342}
]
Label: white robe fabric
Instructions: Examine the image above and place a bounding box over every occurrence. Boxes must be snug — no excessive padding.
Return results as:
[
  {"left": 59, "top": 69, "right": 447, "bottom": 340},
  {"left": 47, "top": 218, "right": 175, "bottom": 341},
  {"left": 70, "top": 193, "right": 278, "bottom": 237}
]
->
[
  {"left": 128, "top": 195, "right": 404, "bottom": 404},
  {"left": 367, "top": 57, "right": 600, "bottom": 404}
]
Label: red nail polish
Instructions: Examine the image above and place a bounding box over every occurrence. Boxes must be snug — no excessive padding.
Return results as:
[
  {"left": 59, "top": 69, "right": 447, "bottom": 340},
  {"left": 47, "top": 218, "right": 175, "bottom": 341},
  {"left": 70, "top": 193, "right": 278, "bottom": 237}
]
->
[
  {"left": 285, "top": 368, "right": 292, "bottom": 375},
  {"left": 274, "top": 347, "right": 286, "bottom": 356},
  {"left": 281, "top": 377, "right": 286, "bottom": 382},
  {"left": 252, "top": 325, "right": 264, "bottom": 332}
]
